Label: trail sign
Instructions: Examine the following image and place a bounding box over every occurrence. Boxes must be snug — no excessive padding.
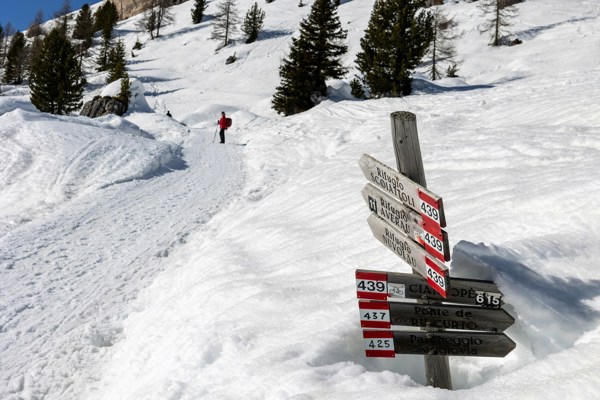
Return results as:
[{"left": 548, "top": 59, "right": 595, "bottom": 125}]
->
[
  {"left": 386, "top": 330, "right": 516, "bottom": 358},
  {"left": 367, "top": 213, "right": 448, "bottom": 298},
  {"left": 359, "top": 300, "right": 514, "bottom": 332},
  {"left": 363, "top": 330, "right": 395, "bottom": 358},
  {"left": 356, "top": 270, "right": 503, "bottom": 308},
  {"left": 362, "top": 183, "right": 450, "bottom": 262},
  {"left": 356, "top": 271, "right": 388, "bottom": 301},
  {"left": 358, "top": 300, "right": 391, "bottom": 329},
  {"left": 358, "top": 154, "right": 446, "bottom": 229}
]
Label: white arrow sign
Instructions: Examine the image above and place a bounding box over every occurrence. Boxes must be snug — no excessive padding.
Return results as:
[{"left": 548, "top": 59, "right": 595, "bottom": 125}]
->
[
  {"left": 359, "top": 154, "right": 446, "bottom": 229},
  {"left": 367, "top": 213, "right": 448, "bottom": 298},
  {"left": 362, "top": 183, "right": 450, "bottom": 262}
]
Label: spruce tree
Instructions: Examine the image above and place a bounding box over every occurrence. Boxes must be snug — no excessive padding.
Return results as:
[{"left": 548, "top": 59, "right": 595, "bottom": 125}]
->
[
  {"left": 94, "top": 1, "right": 119, "bottom": 36},
  {"left": 73, "top": 4, "right": 95, "bottom": 50},
  {"left": 26, "top": 36, "right": 44, "bottom": 78},
  {"left": 242, "top": 2, "right": 265, "bottom": 43},
  {"left": 211, "top": 0, "right": 240, "bottom": 48},
  {"left": 272, "top": 0, "right": 347, "bottom": 115},
  {"left": 29, "top": 28, "right": 86, "bottom": 115},
  {"left": 54, "top": 0, "right": 73, "bottom": 38},
  {"left": 355, "top": 0, "right": 433, "bottom": 97},
  {"left": 117, "top": 73, "right": 131, "bottom": 109},
  {"left": 107, "top": 40, "right": 127, "bottom": 83},
  {"left": 191, "top": 0, "right": 208, "bottom": 24},
  {"left": 2, "top": 32, "right": 27, "bottom": 84},
  {"left": 94, "top": 2, "right": 119, "bottom": 69},
  {"left": 96, "top": 36, "right": 113, "bottom": 71}
]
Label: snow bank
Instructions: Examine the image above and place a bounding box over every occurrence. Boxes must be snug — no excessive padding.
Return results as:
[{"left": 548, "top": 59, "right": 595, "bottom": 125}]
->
[{"left": 0, "top": 106, "right": 182, "bottom": 237}]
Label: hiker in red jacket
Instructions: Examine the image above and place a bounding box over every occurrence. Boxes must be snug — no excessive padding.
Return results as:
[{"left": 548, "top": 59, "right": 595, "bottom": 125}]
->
[{"left": 218, "top": 111, "right": 228, "bottom": 144}]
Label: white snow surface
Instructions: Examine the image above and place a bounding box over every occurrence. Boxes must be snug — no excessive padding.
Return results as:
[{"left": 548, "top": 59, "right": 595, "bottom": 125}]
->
[{"left": 2, "top": 0, "right": 600, "bottom": 399}]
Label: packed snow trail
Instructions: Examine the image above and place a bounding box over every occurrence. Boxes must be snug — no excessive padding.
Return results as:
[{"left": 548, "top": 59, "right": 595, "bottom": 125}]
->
[{"left": 0, "top": 124, "right": 246, "bottom": 399}]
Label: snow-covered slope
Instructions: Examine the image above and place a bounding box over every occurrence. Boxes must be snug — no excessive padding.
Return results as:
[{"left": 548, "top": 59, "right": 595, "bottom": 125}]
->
[{"left": 2, "top": 0, "right": 600, "bottom": 399}]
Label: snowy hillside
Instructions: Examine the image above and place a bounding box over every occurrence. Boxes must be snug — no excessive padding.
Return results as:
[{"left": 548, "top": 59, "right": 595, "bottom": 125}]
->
[{"left": 2, "top": 0, "right": 600, "bottom": 399}]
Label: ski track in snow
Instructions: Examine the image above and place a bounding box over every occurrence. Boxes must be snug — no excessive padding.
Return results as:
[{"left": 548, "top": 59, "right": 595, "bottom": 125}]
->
[{"left": 0, "top": 128, "right": 245, "bottom": 398}]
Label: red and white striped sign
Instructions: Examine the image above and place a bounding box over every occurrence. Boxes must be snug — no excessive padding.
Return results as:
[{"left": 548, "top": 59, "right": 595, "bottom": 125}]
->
[
  {"left": 358, "top": 154, "right": 446, "bottom": 229},
  {"left": 425, "top": 257, "right": 447, "bottom": 298},
  {"left": 361, "top": 184, "right": 450, "bottom": 262},
  {"left": 418, "top": 189, "right": 444, "bottom": 230},
  {"left": 363, "top": 330, "right": 395, "bottom": 358},
  {"left": 367, "top": 214, "right": 449, "bottom": 298},
  {"left": 359, "top": 301, "right": 391, "bottom": 329},
  {"left": 356, "top": 270, "right": 388, "bottom": 300}
]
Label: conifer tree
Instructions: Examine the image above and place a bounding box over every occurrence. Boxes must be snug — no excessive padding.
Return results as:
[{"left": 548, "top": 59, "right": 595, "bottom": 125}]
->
[
  {"left": 355, "top": 0, "right": 433, "bottom": 97},
  {"left": 242, "top": 2, "right": 265, "bottom": 43},
  {"left": 211, "top": 0, "right": 240, "bottom": 48},
  {"left": 73, "top": 4, "right": 95, "bottom": 50},
  {"left": 29, "top": 28, "right": 86, "bottom": 115},
  {"left": 191, "top": 0, "right": 208, "bottom": 24},
  {"left": 1, "top": 23, "right": 15, "bottom": 69},
  {"left": 96, "top": 36, "right": 113, "bottom": 71},
  {"left": 427, "top": 6, "right": 459, "bottom": 80},
  {"left": 107, "top": 40, "right": 127, "bottom": 83},
  {"left": 94, "top": 1, "right": 119, "bottom": 36},
  {"left": 116, "top": 73, "right": 131, "bottom": 113},
  {"left": 479, "top": 0, "right": 519, "bottom": 46},
  {"left": 26, "top": 36, "right": 44, "bottom": 77},
  {"left": 138, "top": 0, "right": 175, "bottom": 39},
  {"left": 27, "top": 9, "right": 45, "bottom": 38},
  {"left": 272, "top": 0, "right": 347, "bottom": 115},
  {"left": 94, "top": 1, "right": 119, "bottom": 70},
  {"left": 153, "top": 0, "right": 175, "bottom": 38},
  {"left": 138, "top": 9, "right": 157, "bottom": 39},
  {"left": 54, "top": 0, "right": 73, "bottom": 38},
  {"left": 2, "top": 32, "right": 27, "bottom": 84},
  {"left": 0, "top": 24, "right": 4, "bottom": 67}
]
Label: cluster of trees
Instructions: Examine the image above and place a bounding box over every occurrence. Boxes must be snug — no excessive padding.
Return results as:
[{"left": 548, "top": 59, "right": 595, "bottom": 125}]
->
[
  {"left": 0, "top": 0, "right": 522, "bottom": 116},
  {"left": 193, "top": 0, "right": 265, "bottom": 47},
  {"left": 135, "top": 0, "right": 264, "bottom": 47},
  {"left": 272, "top": 0, "right": 523, "bottom": 115},
  {"left": 0, "top": 0, "right": 130, "bottom": 114}
]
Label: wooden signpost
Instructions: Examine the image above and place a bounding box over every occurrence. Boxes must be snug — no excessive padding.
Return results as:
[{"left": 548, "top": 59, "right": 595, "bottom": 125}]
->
[
  {"left": 364, "top": 330, "right": 516, "bottom": 358},
  {"left": 356, "top": 111, "right": 516, "bottom": 390},
  {"left": 359, "top": 300, "right": 515, "bottom": 332},
  {"left": 356, "top": 269, "right": 503, "bottom": 308}
]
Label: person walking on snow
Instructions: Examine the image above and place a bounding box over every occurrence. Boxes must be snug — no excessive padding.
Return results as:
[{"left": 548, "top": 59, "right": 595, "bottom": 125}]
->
[{"left": 218, "top": 111, "right": 228, "bottom": 144}]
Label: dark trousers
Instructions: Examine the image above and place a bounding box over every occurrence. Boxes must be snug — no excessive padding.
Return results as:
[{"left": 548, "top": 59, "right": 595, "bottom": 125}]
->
[{"left": 219, "top": 129, "right": 225, "bottom": 143}]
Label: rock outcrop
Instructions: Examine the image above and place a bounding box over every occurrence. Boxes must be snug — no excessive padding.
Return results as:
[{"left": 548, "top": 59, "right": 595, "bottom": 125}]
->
[
  {"left": 80, "top": 96, "right": 128, "bottom": 118},
  {"left": 114, "top": 0, "right": 186, "bottom": 20}
]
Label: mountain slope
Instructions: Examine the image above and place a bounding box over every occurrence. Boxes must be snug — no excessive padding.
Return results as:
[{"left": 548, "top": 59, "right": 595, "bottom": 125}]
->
[{"left": 1, "top": 0, "right": 600, "bottom": 399}]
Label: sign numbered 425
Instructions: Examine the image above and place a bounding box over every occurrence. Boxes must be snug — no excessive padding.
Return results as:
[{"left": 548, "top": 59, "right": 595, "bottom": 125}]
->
[{"left": 363, "top": 330, "right": 395, "bottom": 358}]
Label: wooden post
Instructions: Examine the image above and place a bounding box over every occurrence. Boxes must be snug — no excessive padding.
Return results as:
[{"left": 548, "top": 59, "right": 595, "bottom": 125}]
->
[
  {"left": 391, "top": 112, "right": 427, "bottom": 188},
  {"left": 390, "top": 111, "right": 453, "bottom": 390}
]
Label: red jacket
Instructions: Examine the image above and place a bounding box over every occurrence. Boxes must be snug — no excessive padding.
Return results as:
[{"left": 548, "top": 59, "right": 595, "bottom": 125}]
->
[{"left": 218, "top": 116, "right": 228, "bottom": 129}]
